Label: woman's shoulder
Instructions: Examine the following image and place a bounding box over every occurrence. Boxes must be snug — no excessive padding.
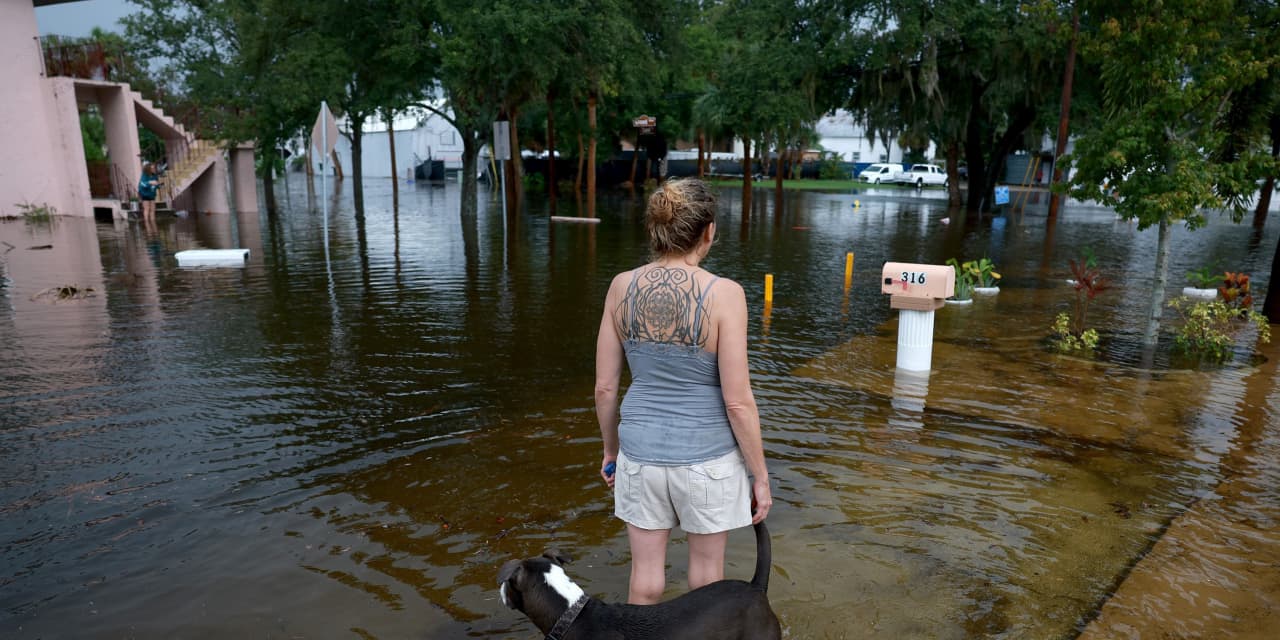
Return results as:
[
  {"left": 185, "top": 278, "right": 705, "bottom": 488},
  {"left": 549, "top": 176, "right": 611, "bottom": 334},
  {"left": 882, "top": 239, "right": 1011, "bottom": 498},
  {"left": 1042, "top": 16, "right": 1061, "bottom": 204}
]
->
[{"left": 700, "top": 272, "right": 743, "bottom": 296}]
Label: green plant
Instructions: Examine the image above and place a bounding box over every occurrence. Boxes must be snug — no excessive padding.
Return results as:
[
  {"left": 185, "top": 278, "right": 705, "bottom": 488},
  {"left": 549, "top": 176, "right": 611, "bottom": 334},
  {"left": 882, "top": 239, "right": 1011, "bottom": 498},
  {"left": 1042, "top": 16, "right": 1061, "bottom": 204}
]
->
[
  {"left": 1051, "top": 312, "right": 1100, "bottom": 353},
  {"left": 1218, "top": 272, "right": 1253, "bottom": 310},
  {"left": 14, "top": 202, "right": 55, "bottom": 222},
  {"left": 1185, "top": 264, "right": 1223, "bottom": 289},
  {"left": 1050, "top": 255, "right": 1111, "bottom": 354},
  {"left": 818, "top": 153, "right": 847, "bottom": 180},
  {"left": 963, "top": 257, "right": 1001, "bottom": 288},
  {"left": 946, "top": 258, "right": 974, "bottom": 300},
  {"left": 1168, "top": 296, "right": 1271, "bottom": 362},
  {"left": 523, "top": 172, "right": 546, "bottom": 193}
]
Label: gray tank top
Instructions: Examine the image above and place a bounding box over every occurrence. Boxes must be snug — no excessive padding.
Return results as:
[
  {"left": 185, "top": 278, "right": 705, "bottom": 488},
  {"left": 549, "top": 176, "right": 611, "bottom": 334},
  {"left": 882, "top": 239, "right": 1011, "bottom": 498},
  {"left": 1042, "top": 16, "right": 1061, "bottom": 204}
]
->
[{"left": 617, "top": 270, "right": 738, "bottom": 465}]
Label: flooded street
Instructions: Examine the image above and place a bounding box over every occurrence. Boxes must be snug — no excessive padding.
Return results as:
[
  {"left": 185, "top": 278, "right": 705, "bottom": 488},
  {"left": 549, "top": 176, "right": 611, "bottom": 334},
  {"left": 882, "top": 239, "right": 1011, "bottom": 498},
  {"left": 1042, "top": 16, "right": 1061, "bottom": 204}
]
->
[{"left": 2, "top": 177, "right": 1277, "bottom": 638}]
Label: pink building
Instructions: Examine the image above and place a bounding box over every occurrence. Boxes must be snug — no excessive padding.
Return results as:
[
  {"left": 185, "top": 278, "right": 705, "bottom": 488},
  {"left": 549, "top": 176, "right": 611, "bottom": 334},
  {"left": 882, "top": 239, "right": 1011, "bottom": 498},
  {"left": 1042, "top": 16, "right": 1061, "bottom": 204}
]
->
[{"left": 1, "top": 0, "right": 256, "bottom": 219}]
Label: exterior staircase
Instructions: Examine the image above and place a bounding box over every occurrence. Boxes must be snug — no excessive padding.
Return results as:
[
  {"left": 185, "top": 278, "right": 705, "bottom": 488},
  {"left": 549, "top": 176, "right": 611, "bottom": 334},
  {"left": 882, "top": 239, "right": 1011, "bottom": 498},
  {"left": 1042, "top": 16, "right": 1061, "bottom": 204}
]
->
[{"left": 128, "top": 89, "right": 221, "bottom": 209}]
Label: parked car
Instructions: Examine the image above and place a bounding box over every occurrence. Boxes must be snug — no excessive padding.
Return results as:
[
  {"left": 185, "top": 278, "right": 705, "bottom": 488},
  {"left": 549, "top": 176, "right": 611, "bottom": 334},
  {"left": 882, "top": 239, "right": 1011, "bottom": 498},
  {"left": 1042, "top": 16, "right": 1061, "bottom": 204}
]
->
[
  {"left": 857, "top": 163, "right": 904, "bottom": 184},
  {"left": 894, "top": 163, "right": 948, "bottom": 188}
]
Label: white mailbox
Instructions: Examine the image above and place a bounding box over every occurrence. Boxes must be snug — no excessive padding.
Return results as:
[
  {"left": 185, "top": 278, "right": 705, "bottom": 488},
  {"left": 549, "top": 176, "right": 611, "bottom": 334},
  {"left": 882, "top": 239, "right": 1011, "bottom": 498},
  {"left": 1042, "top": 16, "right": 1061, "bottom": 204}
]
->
[
  {"left": 881, "top": 261, "right": 956, "bottom": 373},
  {"left": 881, "top": 262, "right": 955, "bottom": 311}
]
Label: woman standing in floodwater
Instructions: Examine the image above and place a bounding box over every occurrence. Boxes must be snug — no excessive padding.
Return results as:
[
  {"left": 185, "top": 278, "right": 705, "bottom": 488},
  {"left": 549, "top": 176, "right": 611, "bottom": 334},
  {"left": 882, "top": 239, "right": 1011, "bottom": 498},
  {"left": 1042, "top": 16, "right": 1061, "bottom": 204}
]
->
[
  {"left": 138, "top": 163, "right": 161, "bottom": 225},
  {"left": 595, "top": 178, "right": 772, "bottom": 605}
]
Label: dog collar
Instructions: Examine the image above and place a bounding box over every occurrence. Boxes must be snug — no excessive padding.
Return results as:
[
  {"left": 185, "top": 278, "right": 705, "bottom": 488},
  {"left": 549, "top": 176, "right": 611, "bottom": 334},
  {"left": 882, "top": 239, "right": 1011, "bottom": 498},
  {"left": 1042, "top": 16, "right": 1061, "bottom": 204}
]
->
[{"left": 545, "top": 594, "right": 589, "bottom": 640}]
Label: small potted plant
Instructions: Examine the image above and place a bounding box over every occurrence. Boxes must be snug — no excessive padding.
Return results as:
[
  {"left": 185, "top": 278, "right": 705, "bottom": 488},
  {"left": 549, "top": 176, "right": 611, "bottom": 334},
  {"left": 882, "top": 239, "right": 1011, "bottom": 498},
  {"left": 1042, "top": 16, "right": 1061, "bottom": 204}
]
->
[
  {"left": 945, "top": 258, "right": 974, "bottom": 304},
  {"left": 968, "top": 258, "right": 1001, "bottom": 295},
  {"left": 1183, "top": 265, "right": 1221, "bottom": 299}
]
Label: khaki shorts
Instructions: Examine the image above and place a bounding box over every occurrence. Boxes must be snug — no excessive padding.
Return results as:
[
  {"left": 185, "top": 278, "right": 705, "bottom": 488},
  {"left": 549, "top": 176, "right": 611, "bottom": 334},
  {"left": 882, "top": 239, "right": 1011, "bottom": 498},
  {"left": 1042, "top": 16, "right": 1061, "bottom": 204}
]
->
[{"left": 614, "top": 449, "right": 752, "bottom": 534}]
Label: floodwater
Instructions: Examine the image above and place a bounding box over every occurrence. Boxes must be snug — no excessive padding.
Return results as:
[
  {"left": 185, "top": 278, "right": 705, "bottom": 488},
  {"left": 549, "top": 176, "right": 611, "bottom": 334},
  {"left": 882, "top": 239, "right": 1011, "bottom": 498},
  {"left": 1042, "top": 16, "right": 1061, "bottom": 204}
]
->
[{"left": 1, "top": 177, "right": 1277, "bottom": 639}]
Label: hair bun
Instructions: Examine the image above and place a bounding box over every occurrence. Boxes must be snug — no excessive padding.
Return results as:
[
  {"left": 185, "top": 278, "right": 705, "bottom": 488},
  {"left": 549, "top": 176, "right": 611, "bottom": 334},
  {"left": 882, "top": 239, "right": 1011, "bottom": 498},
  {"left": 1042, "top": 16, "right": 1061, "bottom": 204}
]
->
[{"left": 649, "top": 188, "right": 675, "bottom": 224}]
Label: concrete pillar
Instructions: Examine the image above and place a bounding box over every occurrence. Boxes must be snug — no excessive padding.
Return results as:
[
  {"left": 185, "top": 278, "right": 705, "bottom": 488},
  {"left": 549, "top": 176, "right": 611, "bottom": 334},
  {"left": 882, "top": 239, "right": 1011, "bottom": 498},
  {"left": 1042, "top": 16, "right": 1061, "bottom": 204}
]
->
[
  {"left": 98, "top": 85, "right": 142, "bottom": 195},
  {"left": 0, "top": 3, "right": 88, "bottom": 217},
  {"left": 192, "top": 153, "right": 231, "bottom": 214},
  {"left": 44, "top": 78, "right": 91, "bottom": 216},
  {"left": 229, "top": 144, "right": 259, "bottom": 214}
]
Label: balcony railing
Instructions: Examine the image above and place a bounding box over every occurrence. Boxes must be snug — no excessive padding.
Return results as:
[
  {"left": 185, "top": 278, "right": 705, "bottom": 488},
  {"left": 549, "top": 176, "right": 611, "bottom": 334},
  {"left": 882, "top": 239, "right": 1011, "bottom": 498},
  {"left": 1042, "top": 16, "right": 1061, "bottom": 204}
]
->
[{"left": 42, "top": 40, "right": 119, "bottom": 81}]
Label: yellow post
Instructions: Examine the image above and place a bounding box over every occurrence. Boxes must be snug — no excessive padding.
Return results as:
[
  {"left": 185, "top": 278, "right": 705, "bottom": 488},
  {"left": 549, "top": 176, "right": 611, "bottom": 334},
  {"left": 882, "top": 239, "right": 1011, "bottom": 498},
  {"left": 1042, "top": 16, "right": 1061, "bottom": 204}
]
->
[
  {"left": 844, "top": 252, "right": 854, "bottom": 281},
  {"left": 764, "top": 274, "right": 774, "bottom": 303}
]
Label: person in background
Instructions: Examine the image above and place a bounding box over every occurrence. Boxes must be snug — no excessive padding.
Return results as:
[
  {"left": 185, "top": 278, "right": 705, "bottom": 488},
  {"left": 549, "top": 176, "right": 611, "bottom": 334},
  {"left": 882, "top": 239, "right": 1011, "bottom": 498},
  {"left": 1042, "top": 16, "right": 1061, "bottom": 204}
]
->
[
  {"left": 595, "top": 177, "right": 772, "bottom": 605},
  {"left": 138, "top": 163, "right": 161, "bottom": 225}
]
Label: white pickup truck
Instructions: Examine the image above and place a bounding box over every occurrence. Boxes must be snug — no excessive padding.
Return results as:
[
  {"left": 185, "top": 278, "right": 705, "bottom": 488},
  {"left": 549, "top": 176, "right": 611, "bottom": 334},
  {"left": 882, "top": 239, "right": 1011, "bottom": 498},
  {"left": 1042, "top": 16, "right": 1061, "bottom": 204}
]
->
[{"left": 893, "top": 164, "right": 949, "bottom": 188}]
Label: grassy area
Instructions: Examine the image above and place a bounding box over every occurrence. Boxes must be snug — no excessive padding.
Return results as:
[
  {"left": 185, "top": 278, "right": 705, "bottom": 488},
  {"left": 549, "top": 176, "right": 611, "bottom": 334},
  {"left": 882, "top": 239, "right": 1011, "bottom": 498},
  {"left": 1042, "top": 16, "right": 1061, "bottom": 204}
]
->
[{"left": 705, "top": 178, "right": 924, "bottom": 191}]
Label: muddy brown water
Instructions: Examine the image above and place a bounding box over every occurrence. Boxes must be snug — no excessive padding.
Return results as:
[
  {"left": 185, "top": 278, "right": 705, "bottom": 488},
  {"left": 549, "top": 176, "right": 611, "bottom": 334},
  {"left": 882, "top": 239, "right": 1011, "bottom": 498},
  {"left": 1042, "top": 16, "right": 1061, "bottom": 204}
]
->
[{"left": 1, "top": 179, "right": 1277, "bottom": 638}]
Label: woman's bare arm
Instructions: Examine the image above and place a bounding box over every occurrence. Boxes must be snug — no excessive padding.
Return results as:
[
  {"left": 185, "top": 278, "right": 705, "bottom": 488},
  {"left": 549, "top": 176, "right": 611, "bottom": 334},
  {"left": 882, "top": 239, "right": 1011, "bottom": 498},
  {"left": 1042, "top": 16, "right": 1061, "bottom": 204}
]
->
[
  {"left": 595, "top": 273, "right": 627, "bottom": 486},
  {"left": 715, "top": 280, "right": 772, "bottom": 523}
]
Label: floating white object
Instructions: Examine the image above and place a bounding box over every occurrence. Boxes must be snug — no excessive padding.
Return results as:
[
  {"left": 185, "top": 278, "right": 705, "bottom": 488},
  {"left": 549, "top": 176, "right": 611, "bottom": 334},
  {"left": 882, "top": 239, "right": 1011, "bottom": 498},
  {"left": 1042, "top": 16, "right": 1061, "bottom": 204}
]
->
[
  {"left": 175, "top": 249, "right": 249, "bottom": 266},
  {"left": 549, "top": 216, "right": 601, "bottom": 224}
]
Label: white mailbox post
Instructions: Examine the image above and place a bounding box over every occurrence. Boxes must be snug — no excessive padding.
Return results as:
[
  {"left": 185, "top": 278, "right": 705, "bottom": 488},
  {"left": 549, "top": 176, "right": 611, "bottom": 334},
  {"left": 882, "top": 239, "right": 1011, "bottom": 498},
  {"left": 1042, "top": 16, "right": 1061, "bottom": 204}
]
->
[{"left": 881, "top": 262, "right": 956, "bottom": 372}]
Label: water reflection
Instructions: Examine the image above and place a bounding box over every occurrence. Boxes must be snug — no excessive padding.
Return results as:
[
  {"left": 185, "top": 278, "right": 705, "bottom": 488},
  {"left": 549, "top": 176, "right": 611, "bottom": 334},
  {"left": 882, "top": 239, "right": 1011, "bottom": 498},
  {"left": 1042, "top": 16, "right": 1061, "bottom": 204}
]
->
[{"left": 0, "top": 178, "right": 1276, "bottom": 638}]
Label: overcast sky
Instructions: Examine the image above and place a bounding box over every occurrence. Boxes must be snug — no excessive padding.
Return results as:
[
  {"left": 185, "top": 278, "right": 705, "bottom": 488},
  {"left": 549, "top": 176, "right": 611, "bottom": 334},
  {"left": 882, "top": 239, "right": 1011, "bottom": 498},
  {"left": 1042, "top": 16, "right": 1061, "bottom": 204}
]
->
[{"left": 36, "top": 0, "right": 136, "bottom": 37}]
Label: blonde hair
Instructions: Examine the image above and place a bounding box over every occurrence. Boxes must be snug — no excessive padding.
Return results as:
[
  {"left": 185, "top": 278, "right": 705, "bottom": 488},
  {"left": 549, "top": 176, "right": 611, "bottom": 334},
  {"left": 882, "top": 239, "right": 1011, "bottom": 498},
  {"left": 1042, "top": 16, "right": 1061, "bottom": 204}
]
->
[{"left": 646, "top": 178, "right": 716, "bottom": 256}]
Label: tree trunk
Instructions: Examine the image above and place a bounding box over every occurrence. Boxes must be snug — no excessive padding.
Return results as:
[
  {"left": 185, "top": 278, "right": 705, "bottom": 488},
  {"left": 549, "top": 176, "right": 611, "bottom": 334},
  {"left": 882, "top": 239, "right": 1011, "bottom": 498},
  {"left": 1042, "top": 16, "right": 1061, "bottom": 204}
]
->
[
  {"left": 262, "top": 162, "right": 277, "bottom": 215},
  {"left": 1048, "top": 4, "right": 1080, "bottom": 221},
  {"left": 774, "top": 143, "right": 784, "bottom": 214},
  {"left": 504, "top": 106, "right": 522, "bottom": 214},
  {"left": 331, "top": 149, "right": 344, "bottom": 179},
  {"left": 741, "top": 138, "right": 753, "bottom": 220},
  {"left": 629, "top": 143, "right": 640, "bottom": 188},
  {"left": 945, "top": 141, "right": 962, "bottom": 207},
  {"left": 461, "top": 131, "right": 479, "bottom": 218},
  {"left": 964, "top": 84, "right": 987, "bottom": 213},
  {"left": 547, "top": 91, "right": 557, "bottom": 214},
  {"left": 575, "top": 133, "right": 584, "bottom": 195},
  {"left": 1255, "top": 116, "right": 1279, "bottom": 227},
  {"left": 697, "top": 129, "right": 706, "bottom": 177},
  {"left": 350, "top": 112, "right": 365, "bottom": 217},
  {"left": 386, "top": 110, "right": 398, "bottom": 193},
  {"left": 587, "top": 92, "right": 598, "bottom": 218},
  {"left": 1264, "top": 231, "right": 1280, "bottom": 323},
  {"left": 1144, "top": 217, "right": 1172, "bottom": 346}
]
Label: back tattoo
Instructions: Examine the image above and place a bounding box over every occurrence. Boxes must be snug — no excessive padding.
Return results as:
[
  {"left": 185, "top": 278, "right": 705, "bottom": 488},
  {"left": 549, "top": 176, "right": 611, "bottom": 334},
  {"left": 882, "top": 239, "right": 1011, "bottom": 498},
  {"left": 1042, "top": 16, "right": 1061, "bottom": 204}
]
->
[{"left": 615, "top": 267, "right": 713, "bottom": 348}]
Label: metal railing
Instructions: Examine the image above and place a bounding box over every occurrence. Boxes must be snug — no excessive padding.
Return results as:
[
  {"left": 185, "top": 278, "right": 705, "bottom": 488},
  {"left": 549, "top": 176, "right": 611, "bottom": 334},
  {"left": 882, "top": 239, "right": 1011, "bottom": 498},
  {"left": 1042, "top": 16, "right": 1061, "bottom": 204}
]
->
[{"left": 42, "top": 41, "right": 119, "bottom": 81}]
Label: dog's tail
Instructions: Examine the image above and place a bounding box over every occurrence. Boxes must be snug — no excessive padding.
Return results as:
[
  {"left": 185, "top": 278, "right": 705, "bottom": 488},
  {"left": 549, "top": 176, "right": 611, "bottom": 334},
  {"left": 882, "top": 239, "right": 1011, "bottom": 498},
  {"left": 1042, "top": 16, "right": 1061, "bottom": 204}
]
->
[{"left": 750, "top": 520, "right": 772, "bottom": 592}]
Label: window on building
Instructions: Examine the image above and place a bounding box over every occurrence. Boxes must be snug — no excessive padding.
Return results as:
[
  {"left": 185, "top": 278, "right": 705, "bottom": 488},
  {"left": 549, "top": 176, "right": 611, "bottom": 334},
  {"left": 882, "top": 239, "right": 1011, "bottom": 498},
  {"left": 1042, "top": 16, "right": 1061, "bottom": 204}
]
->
[
  {"left": 851, "top": 151, "right": 861, "bottom": 162},
  {"left": 879, "top": 154, "right": 888, "bottom": 163}
]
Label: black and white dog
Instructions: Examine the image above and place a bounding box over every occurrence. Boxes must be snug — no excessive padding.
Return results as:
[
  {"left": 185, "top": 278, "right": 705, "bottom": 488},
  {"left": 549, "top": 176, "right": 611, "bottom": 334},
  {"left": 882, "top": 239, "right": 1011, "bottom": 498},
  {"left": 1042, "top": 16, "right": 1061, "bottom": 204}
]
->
[{"left": 498, "top": 522, "right": 781, "bottom": 639}]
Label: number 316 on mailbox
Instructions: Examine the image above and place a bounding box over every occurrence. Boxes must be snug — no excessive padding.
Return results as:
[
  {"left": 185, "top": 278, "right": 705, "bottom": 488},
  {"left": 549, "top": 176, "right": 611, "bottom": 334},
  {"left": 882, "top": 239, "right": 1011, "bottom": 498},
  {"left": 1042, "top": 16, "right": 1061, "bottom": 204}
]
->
[{"left": 880, "top": 262, "right": 956, "bottom": 311}]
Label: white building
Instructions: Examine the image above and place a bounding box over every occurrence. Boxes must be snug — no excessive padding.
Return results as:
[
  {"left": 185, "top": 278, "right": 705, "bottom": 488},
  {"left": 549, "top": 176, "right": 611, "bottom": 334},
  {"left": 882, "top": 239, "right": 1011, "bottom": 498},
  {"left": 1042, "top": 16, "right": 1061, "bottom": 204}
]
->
[{"left": 315, "top": 106, "right": 467, "bottom": 179}]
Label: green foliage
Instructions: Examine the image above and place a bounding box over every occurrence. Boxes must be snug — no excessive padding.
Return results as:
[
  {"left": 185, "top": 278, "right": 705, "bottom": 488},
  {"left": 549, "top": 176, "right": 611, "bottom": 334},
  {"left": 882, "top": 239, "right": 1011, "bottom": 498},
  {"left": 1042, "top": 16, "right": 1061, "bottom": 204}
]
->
[
  {"left": 817, "top": 153, "right": 847, "bottom": 180},
  {"left": 844, "top": 0, "right": 1068, "bottom": 210},
  {"left": 1051, "top": 255, "right": 1111, "bottom": 355},
  {"left": 1168, "top": 296, "right": 1272, "bottom": 362},
  {"left": 1065, "top": 1, "right": 1276, "bottom": 229},
  {"left": 945, "top": 258, "right": 974, "bottom": 301},
  {"left": 1051, "top": 312, "right": 1101, "bottom": 354},
  {"left": 522, "top": 172, "right": 546, "bottom": 193},
  {"left": 964, "top": 258, "right": 1001, "bottom": 288},
  {"left": 80, "top": 110, "right": 107, "bottom": 163},
  {"left": 14, "top": 202, "right": 56, "bottom": 222},
  {"left": 1185, "top": 265, "right": 1224, "bottom": 289}
]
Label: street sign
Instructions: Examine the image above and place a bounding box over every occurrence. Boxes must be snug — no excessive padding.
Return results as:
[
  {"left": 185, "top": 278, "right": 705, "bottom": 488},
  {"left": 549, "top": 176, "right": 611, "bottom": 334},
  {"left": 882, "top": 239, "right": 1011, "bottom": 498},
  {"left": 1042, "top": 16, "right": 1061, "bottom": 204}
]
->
[
  {"left": 492, "top": 121, "right": 511, "bottom": 160},
  {"left": 632, "top": 115, "right": 656, "bottom": 128},
  {"left": 311, "top": 101, "right": 339, "bottom": 158},
  {"left": 994, "top": 185, "right": 1010, "bottom": 206}
]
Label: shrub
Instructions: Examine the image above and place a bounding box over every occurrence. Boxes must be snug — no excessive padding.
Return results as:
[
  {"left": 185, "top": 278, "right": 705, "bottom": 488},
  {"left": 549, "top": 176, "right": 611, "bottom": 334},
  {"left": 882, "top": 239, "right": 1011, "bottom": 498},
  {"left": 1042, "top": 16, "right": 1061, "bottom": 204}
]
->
[
  {"left": 1051, "top": 312, "right": 1100, "bottom": 353},
  {"left": 818, "top": 153, "right": 847, "bottom": 180},
  {"left": 1218, "top": 272, "right": 1253, "bottom": 310},
  {"left": 1168, "top": 296, "right": 1271, "bottom": 362},
  {"left": 1186, "top": 264, "right": 1223, "bottom": 289}
]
